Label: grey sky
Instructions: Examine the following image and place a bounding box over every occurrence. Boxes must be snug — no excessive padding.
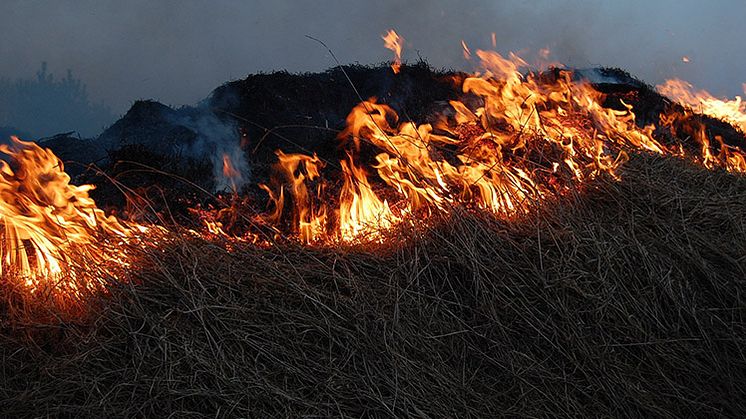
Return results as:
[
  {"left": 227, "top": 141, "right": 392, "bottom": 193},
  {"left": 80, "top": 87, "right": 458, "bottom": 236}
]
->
[{"left": 1, "top": 0, "right": 744, "bottom": 114}]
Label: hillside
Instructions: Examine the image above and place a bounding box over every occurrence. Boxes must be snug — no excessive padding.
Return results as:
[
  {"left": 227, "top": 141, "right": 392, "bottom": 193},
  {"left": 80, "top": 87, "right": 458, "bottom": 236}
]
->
[
  {"left": 2, "top": 62, "right": 746, "bottom": 417},
  {"left": 2, "top": 153, "right": 746, "bottom": 417}
]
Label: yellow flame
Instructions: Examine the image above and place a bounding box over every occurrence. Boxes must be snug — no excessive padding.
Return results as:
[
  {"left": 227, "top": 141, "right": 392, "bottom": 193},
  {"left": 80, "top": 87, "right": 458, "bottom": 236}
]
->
[
  {"left": 658, "top": 78, "right": 746, "bottom": 133},
  {"left": 382, "top": 29, "right": 404, "bottom": 74},
  {"left": 0, "top": 137, "right": 140, "bottom": 292}
]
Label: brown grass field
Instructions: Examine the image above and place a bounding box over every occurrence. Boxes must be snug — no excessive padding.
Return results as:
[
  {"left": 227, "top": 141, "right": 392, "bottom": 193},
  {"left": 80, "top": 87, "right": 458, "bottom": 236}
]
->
[{"left": 2, "top": 153, "right": 745, "bottom": 417}]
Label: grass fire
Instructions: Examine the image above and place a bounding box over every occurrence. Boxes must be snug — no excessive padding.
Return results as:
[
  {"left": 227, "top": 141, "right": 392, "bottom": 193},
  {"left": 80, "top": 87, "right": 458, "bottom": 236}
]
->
[{"left": 3, "top": 17, "right": 746, "bottom": 417}]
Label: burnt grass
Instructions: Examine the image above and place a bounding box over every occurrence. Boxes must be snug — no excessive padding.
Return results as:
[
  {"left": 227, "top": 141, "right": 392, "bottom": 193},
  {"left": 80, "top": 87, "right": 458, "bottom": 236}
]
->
[
  {"left": 2, "top": 64, "right": 746, "bottom": 417},
  {"left": 1, "top": 154, "right": 746, "bottom": 417}
]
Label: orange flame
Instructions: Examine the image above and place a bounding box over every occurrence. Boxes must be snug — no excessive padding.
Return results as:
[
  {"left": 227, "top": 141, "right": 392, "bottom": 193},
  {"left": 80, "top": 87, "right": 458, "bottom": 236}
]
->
[
  {"left": 0, "top": 137, "right": 145, "bottom": 294},
  {"left": 222, "top": 154, "right": 241, "bottom": 179},
  {"left": 339, "top": 154, "right": 398, "bottom": 241},
  {"left": 382, "top": 29, "right": 404, "bottom": 74},
  {"left": 248, "top": 47, "right": 746, "bottom": 243},
  {"left": 261, "top": 151, "right": 327, "bottom": 243},
  {"left": 222, "top": 153, "right": 242, "bottom": 192},
  {"left": 658, "top": 78, "right": 746, "bottom": 133},
  {"left": 7, "top": 32, "right": 746, "bottom": 308}
]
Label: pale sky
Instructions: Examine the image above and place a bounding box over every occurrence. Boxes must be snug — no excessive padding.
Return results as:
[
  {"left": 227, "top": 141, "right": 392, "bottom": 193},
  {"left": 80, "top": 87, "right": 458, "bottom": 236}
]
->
[{"left": 1, "top": 0, "right": 744, "bottom": 114}]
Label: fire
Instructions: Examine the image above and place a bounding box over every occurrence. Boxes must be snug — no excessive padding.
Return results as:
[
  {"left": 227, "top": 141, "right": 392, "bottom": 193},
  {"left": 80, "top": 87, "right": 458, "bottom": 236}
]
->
[
  {"left": 5, "top": 31, "right": 746, "bottom": 309},
  {"left": 0, "top": 137, "right": 144, "bottom": 295},
  {"left": 338, "top": 154, "right": 398, "bottom": 241},
  {"left": 246, "top": 42, "right": 746, "bottom": 243},
  {"left": 658, "top": 78, "right": 746, "bottom": 132},
  {"left": 382, "top": 29, "right": 404, "bottom": 74},
  {"left": 222, "top": 153, "right": 241, "bottom": 180},
  {"left": 249, "top": 47, "right": 746, "bottom": 244},
  {"left": 261, "top": 150, "right": 328, "bottom": 243},
  {"left": 222, "top": 153, "right": 242, "bottom": 192}
]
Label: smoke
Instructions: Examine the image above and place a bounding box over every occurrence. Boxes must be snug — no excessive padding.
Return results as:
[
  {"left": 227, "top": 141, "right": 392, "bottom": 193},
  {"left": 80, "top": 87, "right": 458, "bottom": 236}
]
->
[
  {"left": 0, "top": 1, "right": 744, "bottom": 122},
  {"left": 169, "top": 111, "right": 250, "bottom": 192}
]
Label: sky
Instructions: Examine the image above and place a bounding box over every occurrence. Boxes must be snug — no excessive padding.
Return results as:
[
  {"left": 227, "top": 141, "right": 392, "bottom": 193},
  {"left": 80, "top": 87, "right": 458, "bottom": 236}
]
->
[{"left": 1, "top": 0, "right": 744, "bottom": 115}]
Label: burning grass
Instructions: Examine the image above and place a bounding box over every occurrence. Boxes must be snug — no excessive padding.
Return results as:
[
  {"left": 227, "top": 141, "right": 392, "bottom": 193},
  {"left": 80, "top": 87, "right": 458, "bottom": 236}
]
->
[
  {"left": 2, "top": 154, "right": 746, "bottom": 417},
  {"left": 2, "top": 34, "right": 746, "bottom": 415}
]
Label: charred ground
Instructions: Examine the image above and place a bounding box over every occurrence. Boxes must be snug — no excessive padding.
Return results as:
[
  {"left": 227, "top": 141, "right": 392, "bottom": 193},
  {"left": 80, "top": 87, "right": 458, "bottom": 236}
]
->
[{"left": 2, "top": 64, "right": 746, "bottom": 417}]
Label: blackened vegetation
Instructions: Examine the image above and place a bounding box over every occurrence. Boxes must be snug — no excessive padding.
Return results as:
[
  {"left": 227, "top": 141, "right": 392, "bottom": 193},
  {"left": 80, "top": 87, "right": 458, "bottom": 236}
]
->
[
  {"left": 43, "top": 62, "right": 459, "bottom": 225},
  {"left": 205, "top": 61, "right": 461, "bottom": 195},
  {"left": 590, "top": 67, "right": 746, "bottom": 152},
  {"left": 2, "top": 64, "right": 746, "bottom": 417}
]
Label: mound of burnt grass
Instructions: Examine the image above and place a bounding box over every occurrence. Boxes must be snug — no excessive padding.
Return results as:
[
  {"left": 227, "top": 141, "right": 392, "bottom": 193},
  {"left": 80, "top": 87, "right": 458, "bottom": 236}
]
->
[{"left": 2, "top": 153, "right": 746, "bottom": 417}]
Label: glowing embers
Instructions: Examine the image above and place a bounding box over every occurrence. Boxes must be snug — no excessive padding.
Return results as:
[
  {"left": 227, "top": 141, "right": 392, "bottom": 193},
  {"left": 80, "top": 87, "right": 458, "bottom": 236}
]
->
[{"left": 0, "top": 136, "right": 143, "bottom": 294}]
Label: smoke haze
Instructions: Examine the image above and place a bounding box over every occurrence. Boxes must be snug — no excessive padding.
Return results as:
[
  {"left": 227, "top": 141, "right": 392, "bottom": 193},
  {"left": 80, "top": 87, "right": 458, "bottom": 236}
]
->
[{"left": 1, "top": 0, "right": 744, "bottom": 118}]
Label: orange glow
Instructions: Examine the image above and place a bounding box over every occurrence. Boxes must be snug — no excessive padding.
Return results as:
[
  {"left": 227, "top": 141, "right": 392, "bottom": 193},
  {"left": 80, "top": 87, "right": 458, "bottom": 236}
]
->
[
  {"left": 261, "top": 151, "right": 328, "bottom": 243},
  {"left": 338, "top": 154, "right": 398, "bottom": 241},
  {"left": 6, "top": 31, "right": 746, "bottom": 310},
  {"left": 382, "top": 29, "right": 404, "bottom": 74},
  {"left": 222, "top": 154, "right": 241, "bottom": 180},
  {"left": 0, "top": 137, "right": 148, "bottom": 297},
  {"left": 658, "top": 78, "right": 746, "bottom": 133},
  {"left": 222, "top": 153, "right": 242, "bottom": 192}
]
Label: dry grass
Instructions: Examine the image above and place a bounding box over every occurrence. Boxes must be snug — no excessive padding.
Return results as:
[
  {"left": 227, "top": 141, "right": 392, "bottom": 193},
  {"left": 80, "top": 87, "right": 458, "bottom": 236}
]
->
[{"left": 2, "top": 153, "right": 746, "bottom": 417}]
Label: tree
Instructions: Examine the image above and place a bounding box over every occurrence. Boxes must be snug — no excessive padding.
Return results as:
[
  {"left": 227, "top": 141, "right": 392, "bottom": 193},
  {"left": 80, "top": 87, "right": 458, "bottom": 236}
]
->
[{"left": 0, "top": 62, "right": 115, "bottom": 139}]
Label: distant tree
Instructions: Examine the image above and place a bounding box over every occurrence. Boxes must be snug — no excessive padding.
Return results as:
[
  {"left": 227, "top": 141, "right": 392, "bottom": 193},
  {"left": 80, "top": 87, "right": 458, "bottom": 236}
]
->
[{"left": 0, "top": 62, "right": 115, "bottom": 139}]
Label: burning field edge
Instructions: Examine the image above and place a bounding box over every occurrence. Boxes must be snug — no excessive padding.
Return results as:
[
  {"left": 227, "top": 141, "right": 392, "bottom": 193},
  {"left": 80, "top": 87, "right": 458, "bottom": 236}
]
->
[
  {"left": 2, "top": 153, "right": 746, "bottom": 417},
  {"left": 2, "top": 30, "right": 746, "bottom": 414}
]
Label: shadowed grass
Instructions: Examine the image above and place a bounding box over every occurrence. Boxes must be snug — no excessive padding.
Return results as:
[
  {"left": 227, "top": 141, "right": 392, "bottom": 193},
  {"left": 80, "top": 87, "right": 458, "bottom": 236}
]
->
[{"left": 2, "top": 154, "right": 746, "bottom": 417}]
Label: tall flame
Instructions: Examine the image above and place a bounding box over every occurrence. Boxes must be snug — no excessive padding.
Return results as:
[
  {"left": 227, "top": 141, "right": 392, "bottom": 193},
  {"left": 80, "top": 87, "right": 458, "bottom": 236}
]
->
[
  {"left": 248, "top": 47, "right": 746, "bottom": 244},
  {"left": 658, "top": 78, "right": 746, "bottom": 132},
  {"left": 0, "top": 137, "right": 138, "bottom": 292},
  {"left": 222, "top": 153, "right": 242, "bottom": 193},
  {"left": 339, "top": 154, "right": 398, "bottom": 241},
  {"left": 382, "top": 29, "right": 404, "bottom": 74},
  {"left": 5, "top": 32, "right": 746, "bottom": 306}
]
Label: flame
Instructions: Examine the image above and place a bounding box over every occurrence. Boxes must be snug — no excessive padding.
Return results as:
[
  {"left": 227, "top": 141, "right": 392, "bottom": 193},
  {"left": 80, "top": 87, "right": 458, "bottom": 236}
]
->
[
  {"left": 382, "top": 29, "right": 404, "bottom": 74},
  {"left": 250, "top": 47, "right": 746, "bottom": 243},
  {"left": 682, "top": 56, "right": 690, "bottom": 63},
  {"left": 0, "top": 137, "right": 143, "bottom": 295},
  {"left": 6, "top": 32, "right": 746, "bottom": 309},
  {"left": 222, "top": 153, "right": 241, "bottom": 180},
  {"left": 658, "top": 78, "right": 746, "bottom": 132},
  {"left": 335, "top": 52, "right": 638, "bottom": 218},
  {"left": 338, "top": 154, "right": 398, "bottom": 241},
  {"left": 261, "top": 151, "right": 327, "bottom": 243},
  {"left": 222, "top": 153, "right": 242, "bottom": 192}
]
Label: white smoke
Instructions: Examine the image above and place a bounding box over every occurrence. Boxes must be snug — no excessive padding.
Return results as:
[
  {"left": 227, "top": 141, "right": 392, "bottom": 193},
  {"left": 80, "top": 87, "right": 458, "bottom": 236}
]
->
[{"left": 171, "top": 112, "right": 250, "bottom": 192}]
